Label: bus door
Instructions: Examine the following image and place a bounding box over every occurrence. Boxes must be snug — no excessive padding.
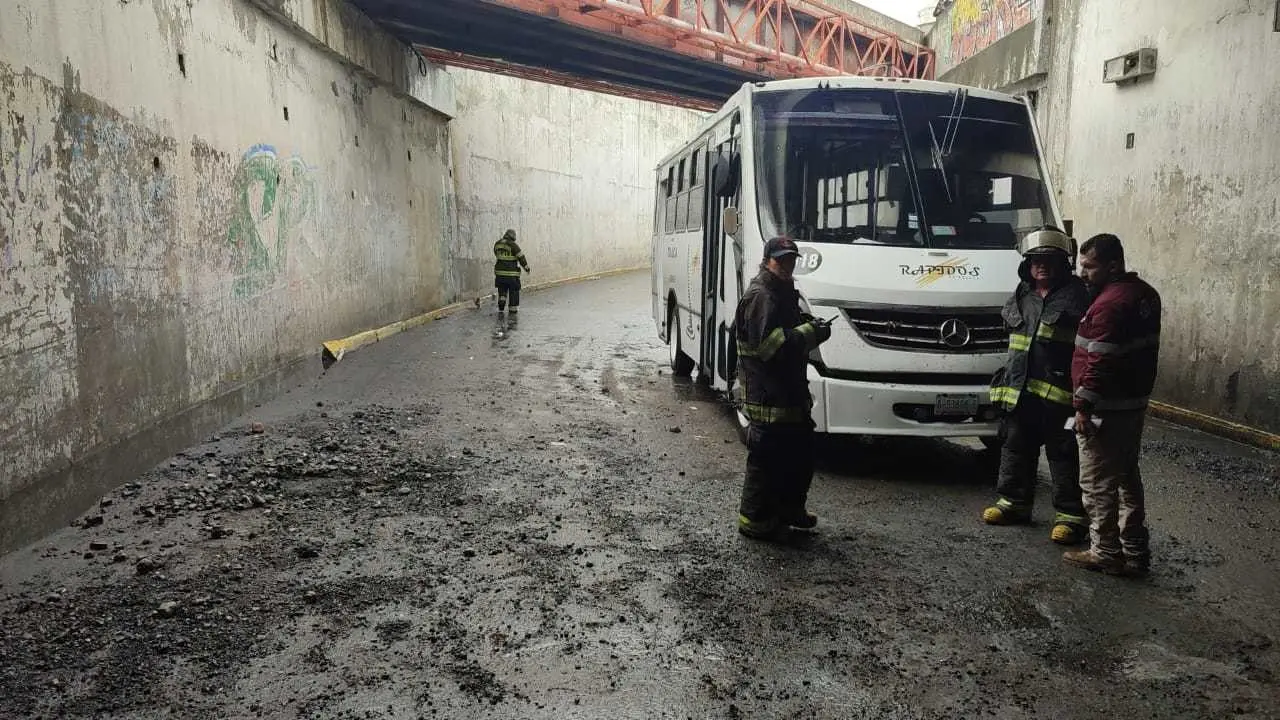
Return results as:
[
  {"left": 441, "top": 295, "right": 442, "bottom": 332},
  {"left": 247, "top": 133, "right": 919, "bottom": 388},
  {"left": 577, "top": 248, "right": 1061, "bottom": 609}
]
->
[
  {"left": 702, "top": 118, "right": 742, "bottom": 392},
  {"left": 696, "top": 139, "right": 717, "bottom": 380}
]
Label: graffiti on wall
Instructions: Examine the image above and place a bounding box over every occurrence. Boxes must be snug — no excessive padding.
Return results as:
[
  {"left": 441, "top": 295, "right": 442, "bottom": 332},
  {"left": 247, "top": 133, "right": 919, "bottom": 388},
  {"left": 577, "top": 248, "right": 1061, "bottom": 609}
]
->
[
  {"left": 950, "top": 0, "right": 1034, "bottom": 64},
  {"left": 227, "top": 144, "right": 318, "bottom": 297}
]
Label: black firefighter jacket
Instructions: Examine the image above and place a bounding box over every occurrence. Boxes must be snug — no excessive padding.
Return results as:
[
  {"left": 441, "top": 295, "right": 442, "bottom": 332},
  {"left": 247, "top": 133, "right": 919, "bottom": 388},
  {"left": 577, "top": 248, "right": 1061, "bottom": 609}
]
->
[
  {"left": 990, "top": 270, "right": 1091, "bottom": 413},
  {"left": 734, "top": 269, "right": 824, "bottom": 424}
]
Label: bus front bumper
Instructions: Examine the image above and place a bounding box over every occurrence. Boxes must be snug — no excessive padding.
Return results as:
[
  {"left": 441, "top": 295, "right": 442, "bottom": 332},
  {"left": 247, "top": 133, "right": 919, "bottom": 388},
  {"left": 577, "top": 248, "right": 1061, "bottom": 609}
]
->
[{"left": 809, "top": 369, "right": 1001, "bottom": 437}]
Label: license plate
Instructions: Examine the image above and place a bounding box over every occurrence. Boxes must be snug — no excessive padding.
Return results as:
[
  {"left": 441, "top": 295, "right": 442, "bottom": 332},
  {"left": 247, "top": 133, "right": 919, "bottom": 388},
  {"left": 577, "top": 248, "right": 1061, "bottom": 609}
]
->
[{"left": 934, "top": 394, "right": 979, "bottom": 417}]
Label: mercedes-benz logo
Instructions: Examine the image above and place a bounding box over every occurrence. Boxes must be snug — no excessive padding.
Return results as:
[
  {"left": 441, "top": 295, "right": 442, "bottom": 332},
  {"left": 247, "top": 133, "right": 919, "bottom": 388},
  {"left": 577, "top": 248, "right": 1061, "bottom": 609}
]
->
[{"left": 939, "top": 318, "right": 972, "bottom": 348}]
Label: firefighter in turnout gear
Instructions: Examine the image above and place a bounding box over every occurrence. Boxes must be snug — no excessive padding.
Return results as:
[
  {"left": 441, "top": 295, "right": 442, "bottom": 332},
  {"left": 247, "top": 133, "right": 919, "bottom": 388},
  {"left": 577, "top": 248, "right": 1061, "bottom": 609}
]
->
[
  {"left": 494, "top": 229, "right": 530, "bottom": 326},
  {"left": 985, "top": 227, "right": 1091, "bottom": 544},
  {"left": 734, "top": 236, "right": 833, "bottom": 541}
]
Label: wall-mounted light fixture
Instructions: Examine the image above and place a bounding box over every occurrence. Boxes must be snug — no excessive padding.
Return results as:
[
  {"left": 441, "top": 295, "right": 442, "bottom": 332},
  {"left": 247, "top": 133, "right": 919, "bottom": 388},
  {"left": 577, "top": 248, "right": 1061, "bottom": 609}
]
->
[{"left": 1103, "top": 48, "right": 1158, "bottom": 85}]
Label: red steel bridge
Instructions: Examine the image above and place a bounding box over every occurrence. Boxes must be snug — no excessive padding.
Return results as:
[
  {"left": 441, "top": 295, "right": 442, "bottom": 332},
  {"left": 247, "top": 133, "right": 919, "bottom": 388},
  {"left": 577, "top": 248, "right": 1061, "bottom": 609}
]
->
[{"left": 350, "top": 0, "right": 936, "bottom": 111}]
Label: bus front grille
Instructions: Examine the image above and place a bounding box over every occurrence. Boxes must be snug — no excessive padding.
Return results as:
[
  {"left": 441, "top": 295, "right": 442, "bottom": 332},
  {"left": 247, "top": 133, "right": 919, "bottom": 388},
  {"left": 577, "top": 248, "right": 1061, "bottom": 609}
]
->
[{"left": 842, "top": 308, "right": 1006, "bottom": 354}]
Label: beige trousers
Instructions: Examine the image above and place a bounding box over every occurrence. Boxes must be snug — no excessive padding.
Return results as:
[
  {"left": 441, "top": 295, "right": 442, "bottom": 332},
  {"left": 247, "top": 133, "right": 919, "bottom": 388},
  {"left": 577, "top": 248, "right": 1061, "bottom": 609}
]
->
[{"left": 1077, "top": 410, "right": 1150, "bottom": 562}]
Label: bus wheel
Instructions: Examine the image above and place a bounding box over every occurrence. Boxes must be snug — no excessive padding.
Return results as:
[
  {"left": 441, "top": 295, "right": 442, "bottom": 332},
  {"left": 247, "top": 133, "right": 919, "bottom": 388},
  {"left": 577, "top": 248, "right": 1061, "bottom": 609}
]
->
[{"left": 668, "top": 310, "right": 695, "bottom": 377}]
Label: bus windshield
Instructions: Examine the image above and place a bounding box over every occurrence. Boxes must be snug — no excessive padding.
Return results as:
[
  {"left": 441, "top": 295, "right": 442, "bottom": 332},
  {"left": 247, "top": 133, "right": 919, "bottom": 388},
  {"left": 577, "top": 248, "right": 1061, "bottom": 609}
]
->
[{"left": 753, "top": 87, "right": 1055, "bottom": 250}]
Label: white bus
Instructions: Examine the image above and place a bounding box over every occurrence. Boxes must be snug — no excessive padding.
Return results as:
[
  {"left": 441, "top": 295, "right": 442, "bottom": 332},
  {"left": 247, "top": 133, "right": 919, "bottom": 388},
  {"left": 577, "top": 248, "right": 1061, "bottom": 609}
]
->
[{"left": 650, "top": 77, "right": 1070, "bottom": 445}]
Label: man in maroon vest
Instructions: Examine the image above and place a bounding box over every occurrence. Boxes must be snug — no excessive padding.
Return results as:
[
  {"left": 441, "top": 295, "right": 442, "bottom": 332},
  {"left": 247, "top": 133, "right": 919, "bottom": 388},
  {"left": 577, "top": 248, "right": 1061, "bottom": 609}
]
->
[{"left": 1063, "top": 233, "right": 1161, "bottom": 577}]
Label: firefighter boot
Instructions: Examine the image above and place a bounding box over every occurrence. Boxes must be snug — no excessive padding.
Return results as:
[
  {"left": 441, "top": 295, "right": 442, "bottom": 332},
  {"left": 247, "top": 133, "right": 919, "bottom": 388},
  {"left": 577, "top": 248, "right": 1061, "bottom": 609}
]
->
[
  {"left": 1050, "top": 523, "right": 1086, "bottom": 545},
  {"left": 982, "top": 498, "right": 1031, "bottom": 525},
  {"left": 1050, "top": 513, "right": 1088, "bottom": 545},
  {"left": 738, "top": 515, "right": 787, "bottom": 542},
  {"left": 507, "top": 309, "right": 519, "bottom": 329},
  {"left": 788, "top": 511, "right": 818, "bottom": 530}
]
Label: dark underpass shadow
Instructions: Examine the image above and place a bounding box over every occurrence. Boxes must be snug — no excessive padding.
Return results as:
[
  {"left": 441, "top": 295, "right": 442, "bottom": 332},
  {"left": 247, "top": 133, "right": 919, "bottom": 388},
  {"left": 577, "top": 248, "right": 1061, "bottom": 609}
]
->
[
  {"left": 669, "top": 374, "right": 999, "bottom": 491},
  {"left": 814, "top": 433, "right": 999, "bottom": 489}
]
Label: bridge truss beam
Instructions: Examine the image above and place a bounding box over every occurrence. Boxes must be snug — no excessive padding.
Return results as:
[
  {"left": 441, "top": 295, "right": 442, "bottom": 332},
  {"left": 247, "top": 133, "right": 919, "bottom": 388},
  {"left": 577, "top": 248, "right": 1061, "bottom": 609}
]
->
[{"left": 484, "top": 0, "right": 934, "bottom": 80}]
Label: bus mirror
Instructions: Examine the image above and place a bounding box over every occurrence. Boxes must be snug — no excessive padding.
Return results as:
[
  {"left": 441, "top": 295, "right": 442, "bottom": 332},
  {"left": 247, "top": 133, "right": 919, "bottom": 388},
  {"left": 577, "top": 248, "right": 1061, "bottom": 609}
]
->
[
  {"left": 722, "top": 206, "right": 741, "bottom": 237},
  {"left": 713, "top": 152, "right": 739, "bottom": 198}
]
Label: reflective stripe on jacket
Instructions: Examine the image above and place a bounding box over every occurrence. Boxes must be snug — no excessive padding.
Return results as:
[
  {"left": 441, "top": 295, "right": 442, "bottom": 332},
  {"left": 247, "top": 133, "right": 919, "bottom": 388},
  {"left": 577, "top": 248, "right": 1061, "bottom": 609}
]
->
[
  {"left": 990, "top": 276, "right": 1091, "bottom": 411},
  {"left": 734, "top": 269, "right": 820, "bottom": 425},
  {"left": 1071, "top": 273, "right": 1161, "bottom": 413},
  {"left": 494, "top": 239, "right": 528, "bottom": 277}
]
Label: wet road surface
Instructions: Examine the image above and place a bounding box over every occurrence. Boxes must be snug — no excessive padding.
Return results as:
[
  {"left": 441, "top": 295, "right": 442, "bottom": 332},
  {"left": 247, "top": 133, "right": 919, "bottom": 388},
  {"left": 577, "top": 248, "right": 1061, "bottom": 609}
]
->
[{"left": 2, "top": 271, "right": 1278, "bottom": 719}]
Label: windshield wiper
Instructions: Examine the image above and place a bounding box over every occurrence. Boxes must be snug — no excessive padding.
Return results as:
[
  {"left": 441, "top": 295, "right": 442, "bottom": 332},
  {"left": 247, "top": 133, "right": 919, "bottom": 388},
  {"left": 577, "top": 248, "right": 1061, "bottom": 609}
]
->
[
  {"left": 927, "top": 122, "right": 952, "bottom": 203},
  {"left": 928, "top": 88, "right": 970, "bottom": 203},
  {"left": 941, "top": 88, "right": 968, "bottom": 158}
]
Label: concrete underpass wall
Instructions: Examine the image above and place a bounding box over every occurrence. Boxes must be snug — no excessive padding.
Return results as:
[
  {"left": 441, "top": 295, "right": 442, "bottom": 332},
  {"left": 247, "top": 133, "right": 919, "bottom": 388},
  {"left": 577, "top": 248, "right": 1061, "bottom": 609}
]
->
[
  {"left": 1054, "top": 1, "right": 1280, "bottom": 432},
  {"left": 0, "top": 0, "right": 460, "bottom": 556},
  {"left": 446, "top": 68, "right": 706, "bottom": 292},
  {"left": 933, "top": 0, "right": 1280, "bottom": 433},
  {"left": 0, "top": 0, "right": 711, "bottom": 551},
  {"left": 0, "top": 0, "right": 456, "bottom": 550}
]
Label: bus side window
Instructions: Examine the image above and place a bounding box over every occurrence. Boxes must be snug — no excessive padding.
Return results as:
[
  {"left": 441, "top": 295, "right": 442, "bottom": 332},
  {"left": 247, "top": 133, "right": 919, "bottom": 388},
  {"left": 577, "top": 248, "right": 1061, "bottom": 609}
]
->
[
  {"left": 688, "top": 149, "right": 704, "bottom": 231},
  {"left": 665, "top": 167, "right": 677, "bottom": 233},
  {"left": 655, "top": 178, "right": 665, "bottom": 229},
  {"left": 689, "top": 185, "right": 703, "bottom": 231}
]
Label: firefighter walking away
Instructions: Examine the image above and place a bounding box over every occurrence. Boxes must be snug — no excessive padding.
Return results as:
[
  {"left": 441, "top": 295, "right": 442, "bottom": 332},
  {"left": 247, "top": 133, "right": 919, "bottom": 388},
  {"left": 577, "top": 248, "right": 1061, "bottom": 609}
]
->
[
  {"left": 494, "top": 229, "right": 530, "bottom": 327},
  {"left": 734, "top": 237, "right": 833, "bottom": 542},
  {"left": 985, "top": 227, "right": 1091, "bottom": 544}
]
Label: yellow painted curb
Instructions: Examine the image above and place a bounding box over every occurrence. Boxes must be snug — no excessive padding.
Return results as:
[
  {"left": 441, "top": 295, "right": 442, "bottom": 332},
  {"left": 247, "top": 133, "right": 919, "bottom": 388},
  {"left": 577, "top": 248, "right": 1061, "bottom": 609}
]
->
[
  {"left": 1149, "top": 400, "right": 1280, "bottom": 452},
  {"left": 320, "top": 265, "right": 646, "bottom": 368}
]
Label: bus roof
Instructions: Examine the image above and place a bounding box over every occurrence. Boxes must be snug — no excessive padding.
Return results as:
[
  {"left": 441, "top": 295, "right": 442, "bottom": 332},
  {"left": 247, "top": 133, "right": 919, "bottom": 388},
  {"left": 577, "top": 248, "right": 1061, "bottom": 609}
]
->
[{"left": 655, "top": 76, "right": 1028, "bottom": 170}]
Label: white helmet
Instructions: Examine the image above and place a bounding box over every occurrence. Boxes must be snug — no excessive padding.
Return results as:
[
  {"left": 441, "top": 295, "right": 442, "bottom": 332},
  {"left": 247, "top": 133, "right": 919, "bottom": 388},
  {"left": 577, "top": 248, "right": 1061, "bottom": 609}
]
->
[{"left": 1021, "top": 228, "right": 1074, "bottom": 258}]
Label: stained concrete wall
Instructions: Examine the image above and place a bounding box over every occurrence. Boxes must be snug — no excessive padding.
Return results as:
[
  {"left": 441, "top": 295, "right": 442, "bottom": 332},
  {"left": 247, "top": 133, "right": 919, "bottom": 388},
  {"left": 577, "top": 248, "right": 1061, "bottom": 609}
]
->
[
  {"left": 243, "top": 0, "right": 456, "bottom": 117},
  {"left": 446, "top": 69, "right": 706, "bottom": 293},
  {"left": 825, "top": 1, "right": 927, "bottom": 43},
  {"left": 0, "top": 0, "right": 456, "bottom": 551},
  {"left": 1054, "top": 0, "right": 1280, "bottom": 431},
  {"left": 932, "top": 0, "right": 1280, "bottom": 433},
  {"left": 930, "top": 0, "right": 1041, "bottom": 75},
  {"left": 0, "top": 0, "right": 705, "bottom": 551}
]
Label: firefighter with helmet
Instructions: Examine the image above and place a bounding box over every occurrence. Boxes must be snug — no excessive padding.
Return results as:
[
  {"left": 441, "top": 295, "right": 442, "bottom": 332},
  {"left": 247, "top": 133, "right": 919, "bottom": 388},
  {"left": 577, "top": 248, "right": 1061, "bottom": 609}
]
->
[
  {"left": 984, "top": 227, "right": 1091, "bottom": 544},
  {"left": 493, "top": 229, "right": 530, "bottom": 326}
]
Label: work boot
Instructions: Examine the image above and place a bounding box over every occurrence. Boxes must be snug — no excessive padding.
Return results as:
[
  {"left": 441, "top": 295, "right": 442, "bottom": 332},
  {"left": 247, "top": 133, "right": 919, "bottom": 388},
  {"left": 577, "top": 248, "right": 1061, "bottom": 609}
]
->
[
  {"left": 1124, "top": 556, "right": 1151, "bottom": 578},
  {"left": 1050, "top": 523, "right": 1086, "bottom": 545},
  {"left": 982, "top": 502, "right": 1030, "bottom": 525},
  {"left": 787, "top": 511, "right": 818, "bottom": 530},
  {"left": 507, "top": 312, "right": 519, "bottom": 329},
  {"left": 1062, "top": 549, "right": 1126, "bottom": 575},
  {"left": 738, "top": 515, "right": 787, "bottom": 542}
]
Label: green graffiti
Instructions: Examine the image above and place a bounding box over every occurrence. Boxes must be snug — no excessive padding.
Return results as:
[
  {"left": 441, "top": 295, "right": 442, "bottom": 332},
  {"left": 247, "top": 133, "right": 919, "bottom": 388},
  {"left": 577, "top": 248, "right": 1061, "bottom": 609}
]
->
[{"left": 228, "top": 144, "right": 317, "bottom": 297}]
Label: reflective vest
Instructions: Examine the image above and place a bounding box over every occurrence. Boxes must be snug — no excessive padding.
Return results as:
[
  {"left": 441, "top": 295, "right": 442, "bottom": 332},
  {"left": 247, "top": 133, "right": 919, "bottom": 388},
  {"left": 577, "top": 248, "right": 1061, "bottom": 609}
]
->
[
  {"left": 494, "top": 239, "right": 528, "bottom": 278},
  {"left": 990, "top": 277, "right": 1091, "bottom": 411}
]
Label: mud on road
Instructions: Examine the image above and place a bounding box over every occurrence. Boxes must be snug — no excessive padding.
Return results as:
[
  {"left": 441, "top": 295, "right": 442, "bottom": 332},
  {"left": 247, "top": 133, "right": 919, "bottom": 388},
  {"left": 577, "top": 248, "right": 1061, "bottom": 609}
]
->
[{"left": 2, "top": 273, "right": 1278, "bottom": 719}]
